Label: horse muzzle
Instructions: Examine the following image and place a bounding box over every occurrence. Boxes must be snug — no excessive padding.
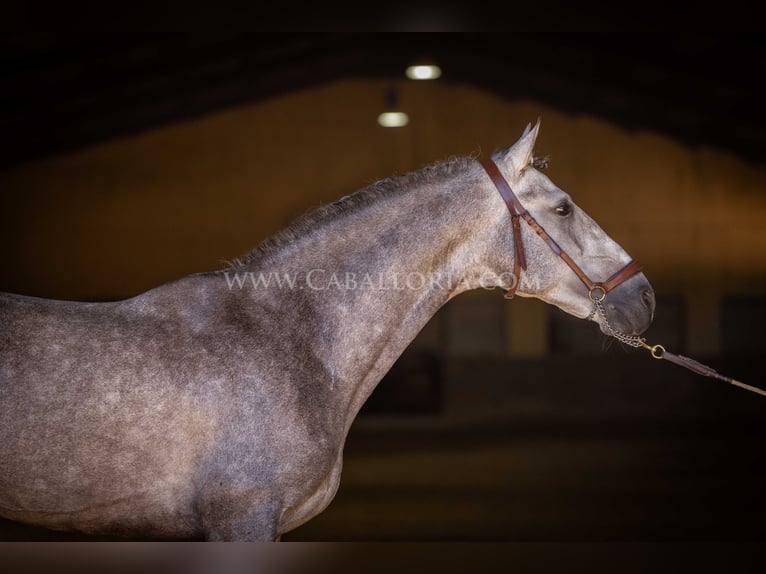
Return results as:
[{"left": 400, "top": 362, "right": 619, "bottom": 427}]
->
[{"left": 597, "top": 275, "right": 655, "bottom": 336}]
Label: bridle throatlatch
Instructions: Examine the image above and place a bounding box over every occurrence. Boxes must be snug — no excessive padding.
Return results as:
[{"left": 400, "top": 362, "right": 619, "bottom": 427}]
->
[{"left": 480, "top": 158, "right": 765, "bottom": 397}]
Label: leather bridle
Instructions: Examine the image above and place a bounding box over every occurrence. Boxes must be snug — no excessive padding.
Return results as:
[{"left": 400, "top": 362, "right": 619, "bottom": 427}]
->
[
  {"left": 481, "top": 158, "right": 766, "bottom": 394},
  {"left": 480, "top": 158, "right": 643, "bottom": 302}
]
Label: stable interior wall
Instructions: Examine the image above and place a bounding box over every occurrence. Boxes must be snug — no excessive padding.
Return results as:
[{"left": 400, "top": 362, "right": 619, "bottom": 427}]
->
[{"left": 2, "top": 78, "right": 766, "bottom": 359}]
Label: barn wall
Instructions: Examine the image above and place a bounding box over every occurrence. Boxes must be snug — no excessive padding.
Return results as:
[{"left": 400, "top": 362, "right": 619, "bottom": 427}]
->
[{"left": 2, "top": 78, "right": 765, "bottom": 358}]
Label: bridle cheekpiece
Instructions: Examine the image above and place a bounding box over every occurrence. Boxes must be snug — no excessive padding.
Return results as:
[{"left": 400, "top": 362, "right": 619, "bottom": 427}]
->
[{"left": 480, "top": 158, "right": 645, "bottom": 346}]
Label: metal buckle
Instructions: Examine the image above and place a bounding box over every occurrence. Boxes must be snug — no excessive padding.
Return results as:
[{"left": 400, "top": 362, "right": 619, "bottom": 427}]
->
[{"left": 588, "top": 285, "right": 606, "bottom": 302}]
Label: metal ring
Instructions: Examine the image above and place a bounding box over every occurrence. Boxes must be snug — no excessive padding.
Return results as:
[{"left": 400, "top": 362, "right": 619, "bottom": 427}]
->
[
  {"left": 650, "top": 344, "right": 665, "bottom": 359},
  {"left": 589, "top": 285, "right": 606, "bottom": 302}
]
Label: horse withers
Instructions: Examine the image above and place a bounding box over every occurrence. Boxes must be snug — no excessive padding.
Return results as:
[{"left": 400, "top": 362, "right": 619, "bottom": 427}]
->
[{"left": 0, "top": 120, "right": 654, "bottom": 540}]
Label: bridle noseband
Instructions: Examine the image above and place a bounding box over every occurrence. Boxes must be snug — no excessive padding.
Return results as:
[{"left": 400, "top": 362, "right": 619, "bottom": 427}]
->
[{"left": 480, "top": 158, "right": 645, "bottom": 346}]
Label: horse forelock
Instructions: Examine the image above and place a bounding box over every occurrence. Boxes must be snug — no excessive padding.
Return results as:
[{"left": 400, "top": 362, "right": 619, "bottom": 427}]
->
[{"left": 530, "top": 156, "right": 550, "bottom": 171}]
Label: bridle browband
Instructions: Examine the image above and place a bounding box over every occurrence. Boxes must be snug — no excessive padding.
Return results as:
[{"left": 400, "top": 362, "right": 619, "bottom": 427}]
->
[{"left": 479, "top": 158, "right": 643, "bottom": 302}]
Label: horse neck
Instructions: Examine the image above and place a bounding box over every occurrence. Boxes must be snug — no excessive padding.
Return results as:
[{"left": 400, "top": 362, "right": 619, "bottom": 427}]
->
[{"left": 238, "top": 161, "right": 503, "bottom": 433}]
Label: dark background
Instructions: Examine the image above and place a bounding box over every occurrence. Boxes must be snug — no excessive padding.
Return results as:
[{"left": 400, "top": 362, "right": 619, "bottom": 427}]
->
[
  {"left": 4, "top": 33, "right": 766, "bottom": 168},
  {"left": 1, "top": 32, "right": 765, "bottom": 546}
]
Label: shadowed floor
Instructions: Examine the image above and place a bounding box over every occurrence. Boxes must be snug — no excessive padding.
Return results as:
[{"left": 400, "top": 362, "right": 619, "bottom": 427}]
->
[{"left": 285, "top": 420, "right": 766, "bottom": 541}]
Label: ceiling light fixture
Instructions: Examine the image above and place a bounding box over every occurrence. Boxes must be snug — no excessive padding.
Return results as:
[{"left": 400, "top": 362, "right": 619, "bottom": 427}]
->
[
  {"left": 405, "top": 64, "right": 442, "bottom": 80},
  {"left": 377, "top": 88, "right": 409, "bottom": 128},
  {"left": 377, "top": 112, "right": 409, "bottom": 128}
]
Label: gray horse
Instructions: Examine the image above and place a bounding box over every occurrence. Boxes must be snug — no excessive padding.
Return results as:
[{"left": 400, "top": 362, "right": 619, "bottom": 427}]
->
[{"left": 0, "top": 120, "right": 654, "bottom": 541}]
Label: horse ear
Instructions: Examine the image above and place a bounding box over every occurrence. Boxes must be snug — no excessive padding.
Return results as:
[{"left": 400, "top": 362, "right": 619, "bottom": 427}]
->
[
  {"left": 503, "top": 117, "right": 541, "bottom": 174},
  {"left": 520, "top": 122, "right": 532, "bottom": 137}
]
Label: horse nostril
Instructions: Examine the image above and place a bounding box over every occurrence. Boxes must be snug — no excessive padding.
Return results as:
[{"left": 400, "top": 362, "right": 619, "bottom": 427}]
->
[{"left": 642, "top": 289, "right": 655, "bottom": 310}]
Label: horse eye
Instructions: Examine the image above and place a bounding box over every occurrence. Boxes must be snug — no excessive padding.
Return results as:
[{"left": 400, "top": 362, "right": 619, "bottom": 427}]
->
[{"left": 555, "top": 203, "right": 572, "bottom": 216}]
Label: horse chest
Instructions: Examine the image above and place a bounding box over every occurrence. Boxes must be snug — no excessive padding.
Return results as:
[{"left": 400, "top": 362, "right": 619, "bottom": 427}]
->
[{"left": 277, "top": 451, "right": 344, "bottom": 535}]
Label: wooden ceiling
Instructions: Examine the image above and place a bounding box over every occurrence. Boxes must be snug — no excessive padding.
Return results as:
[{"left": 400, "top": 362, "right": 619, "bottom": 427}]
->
[{"left": 2, "top": 33, "right": 765, "bottom": 169}]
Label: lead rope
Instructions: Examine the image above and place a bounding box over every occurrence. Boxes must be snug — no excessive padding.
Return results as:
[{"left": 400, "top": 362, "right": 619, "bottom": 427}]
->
[{"left": 587, "top": 291, "right": 766, "bottom": 397}]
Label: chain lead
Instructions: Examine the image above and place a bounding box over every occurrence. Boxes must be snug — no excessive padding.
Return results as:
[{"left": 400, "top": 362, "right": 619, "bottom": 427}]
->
[{"left": 588, "top": 298, "right": 646, "bottom": 348}]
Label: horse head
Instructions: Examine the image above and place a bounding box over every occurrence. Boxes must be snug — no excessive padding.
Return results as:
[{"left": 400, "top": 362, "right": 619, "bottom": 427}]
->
[{"left": 485, "top": 120, "right": 655, "bottom": 338}]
